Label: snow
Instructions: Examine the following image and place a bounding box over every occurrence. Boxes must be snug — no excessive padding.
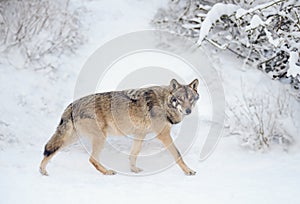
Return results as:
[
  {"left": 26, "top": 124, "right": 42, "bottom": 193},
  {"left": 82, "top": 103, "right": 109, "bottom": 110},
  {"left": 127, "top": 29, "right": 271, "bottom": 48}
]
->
[
  {"left": 197, "top": 3, "right": 240, "bottom": 45},
  {"left": 1, "top": 137, "right": 300, "bottom": 204},
  {"left": 245, "top": 14, "right": 264, "bottom": 30},
  {"left": 245, "top": 15, "right": 280, "bottom": 47},
  {"left": 235, "top": 1, "right": 282, "bottom": 19},
  {"left": 264, "top": 28, "right": 280, "bottom": 47},
  {"left": 287, "top": 51, "right": 300, "bottom": 77},
  {"left": 1, "top": 0, "right": 300, "bottom": 204}
]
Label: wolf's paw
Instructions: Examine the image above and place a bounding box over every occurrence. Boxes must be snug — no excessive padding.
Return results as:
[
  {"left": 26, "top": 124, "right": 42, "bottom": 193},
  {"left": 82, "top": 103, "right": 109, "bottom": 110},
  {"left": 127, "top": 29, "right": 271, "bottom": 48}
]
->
[
  {"left": 105, "top": 170, "right": 117, "bottom": 175},
  {"left": 184, "top": 169, "right": 196, "bottom": 176},
  {"left": 130, "top": 166, "right": 143, "bottom": 173},
  {"left": 39, "top": 167, "right": 49, "bottom": 176}
]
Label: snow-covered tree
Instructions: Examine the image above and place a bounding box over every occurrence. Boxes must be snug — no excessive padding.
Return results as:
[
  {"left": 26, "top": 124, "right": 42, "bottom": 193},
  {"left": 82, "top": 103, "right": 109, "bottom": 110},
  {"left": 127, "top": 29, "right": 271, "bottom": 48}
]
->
[
  {"left": 0, "top": 0, "right": 84, "bottom": 70},
  {"left": 153, "top": 0, "right": 300, "bottom": 96}
]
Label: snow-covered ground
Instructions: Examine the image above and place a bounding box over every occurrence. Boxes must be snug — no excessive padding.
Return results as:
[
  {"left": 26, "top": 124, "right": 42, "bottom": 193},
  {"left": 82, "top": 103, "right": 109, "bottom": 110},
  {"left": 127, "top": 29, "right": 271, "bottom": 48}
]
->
[
  {"left": 2, "top": 133, "right": 300, "bottom": 204},
  {"left": 0, "top": 0, "right": 299, "bottom": 204}
]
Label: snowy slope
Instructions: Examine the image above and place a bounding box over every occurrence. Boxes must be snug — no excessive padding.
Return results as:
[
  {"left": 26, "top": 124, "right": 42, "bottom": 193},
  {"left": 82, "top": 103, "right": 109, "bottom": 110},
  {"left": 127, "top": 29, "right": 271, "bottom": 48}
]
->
[{"left": 0, "top": 0, "right": 300, "bottom": 204}]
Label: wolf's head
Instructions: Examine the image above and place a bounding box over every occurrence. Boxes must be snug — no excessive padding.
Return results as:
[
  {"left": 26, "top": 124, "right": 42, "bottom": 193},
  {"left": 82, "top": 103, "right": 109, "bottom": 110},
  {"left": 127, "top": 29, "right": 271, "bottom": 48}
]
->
[{"left": 169, "top": 79, "right": 199, "bottom": 115}]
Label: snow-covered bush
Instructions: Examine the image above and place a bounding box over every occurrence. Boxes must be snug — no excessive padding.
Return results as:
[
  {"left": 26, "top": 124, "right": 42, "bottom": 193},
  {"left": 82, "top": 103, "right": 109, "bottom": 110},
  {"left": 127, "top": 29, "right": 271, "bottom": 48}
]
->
[
  {"left": 0, "top": 0, "right": 84, "bottom": 70},
  {"left": 153, "top": 0, "right": 300, "bottom": 95},
  {"left": 225, "top": 86, "right": 295, "bottom": 151}
]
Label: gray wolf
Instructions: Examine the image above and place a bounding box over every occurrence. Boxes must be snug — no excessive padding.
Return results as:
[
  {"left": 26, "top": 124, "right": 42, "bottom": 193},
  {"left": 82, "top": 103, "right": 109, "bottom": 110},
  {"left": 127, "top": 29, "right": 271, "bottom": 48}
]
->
[{"left": 39, "top": 79, "right": 199, "bottom": 176}]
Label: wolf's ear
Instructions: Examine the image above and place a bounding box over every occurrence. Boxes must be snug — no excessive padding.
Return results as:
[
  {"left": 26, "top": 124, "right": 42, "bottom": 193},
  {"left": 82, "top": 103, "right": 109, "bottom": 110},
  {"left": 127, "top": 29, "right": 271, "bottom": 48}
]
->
[
  {"left": 189, "top": 79, "right": 199, "bottom": 91},
  {"left": 170, "top": 79, "right": 181, "bottom": 91}
]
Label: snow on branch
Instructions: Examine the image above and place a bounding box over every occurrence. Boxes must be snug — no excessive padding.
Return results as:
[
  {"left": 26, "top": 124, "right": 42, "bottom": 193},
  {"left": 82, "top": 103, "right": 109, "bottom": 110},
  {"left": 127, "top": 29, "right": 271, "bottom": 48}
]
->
[
  {"left": 287, "top": 51, "right": 300, "bottom": 77},
  {"left": 197, "top": 3, "right": 240, "bottom": 44},
  {"left": 235, "top": 0, "right": 286, "bottom": 19}
]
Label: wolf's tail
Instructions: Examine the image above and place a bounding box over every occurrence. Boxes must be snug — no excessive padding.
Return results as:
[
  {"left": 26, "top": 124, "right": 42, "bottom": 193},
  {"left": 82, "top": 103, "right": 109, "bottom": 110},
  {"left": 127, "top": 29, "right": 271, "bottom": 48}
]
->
[{"left": 40, "top": 104, "right": 76, "bottom": 175}]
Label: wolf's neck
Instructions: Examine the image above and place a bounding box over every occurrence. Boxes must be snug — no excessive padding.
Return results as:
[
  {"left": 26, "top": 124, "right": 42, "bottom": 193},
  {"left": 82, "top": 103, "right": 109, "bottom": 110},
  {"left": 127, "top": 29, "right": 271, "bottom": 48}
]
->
[{"left": 166, "top": 105, "right": 182, "bottom": 125}]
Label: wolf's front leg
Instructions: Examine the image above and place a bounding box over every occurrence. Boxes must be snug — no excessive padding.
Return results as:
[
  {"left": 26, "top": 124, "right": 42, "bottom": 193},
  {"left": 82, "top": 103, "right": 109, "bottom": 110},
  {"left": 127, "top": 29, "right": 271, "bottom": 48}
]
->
[
  {"left": 129, "top": 137, "right": 145, "bottom": 173},
  {"left": 89, "top": 134, "right": 116, "bottom": 175},
  {"left": 157, "top": 127, "right": 196, "bottom": 176}
]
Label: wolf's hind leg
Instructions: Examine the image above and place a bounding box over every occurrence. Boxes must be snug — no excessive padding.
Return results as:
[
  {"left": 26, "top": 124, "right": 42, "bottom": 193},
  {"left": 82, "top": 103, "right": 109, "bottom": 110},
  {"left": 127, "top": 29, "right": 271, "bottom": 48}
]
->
[
  {"left": 129, "top": 135, "right": 145, "bottom": 173},
  {"left": 39, "top": 120, "right": 75, "bottom": 176}
]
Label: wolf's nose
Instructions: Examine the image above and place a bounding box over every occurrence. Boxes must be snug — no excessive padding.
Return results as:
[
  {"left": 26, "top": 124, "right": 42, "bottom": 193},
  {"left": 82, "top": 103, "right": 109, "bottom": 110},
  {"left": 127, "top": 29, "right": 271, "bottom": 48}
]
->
[{"left": 185, "top": 108, "right": 191, "bottom": 115}]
